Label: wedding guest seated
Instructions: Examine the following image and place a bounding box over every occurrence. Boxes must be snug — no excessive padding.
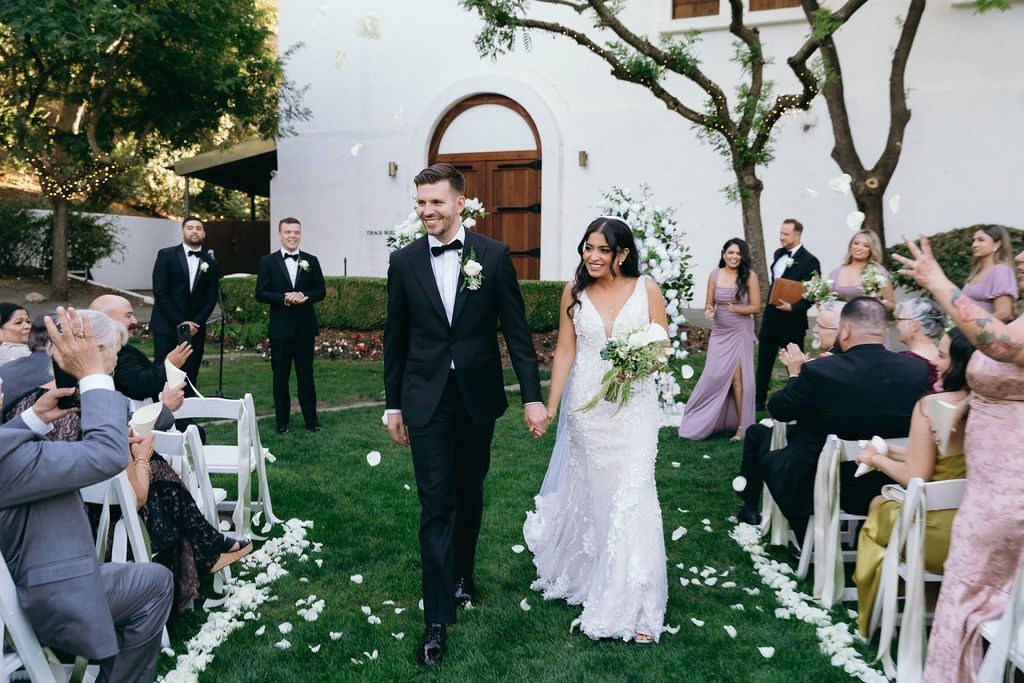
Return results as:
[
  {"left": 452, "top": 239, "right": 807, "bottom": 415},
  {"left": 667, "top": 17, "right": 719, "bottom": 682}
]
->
[
  {"left": 779, "top": 301, "right": 846, "bottom": 379},
  {"left": 894, "top": 297, "right": 946, "bottom": 389},
  {"left": 0, "top": 302, "right": 31, "bottom": 366},
  {"left": 0, "top": 310, "right": 57, "bottom": 416},
  {"left": 733, "top": 297, "right": 932, "bottom": 536},
  {"left": 0, "top": 306, "right": 173, "bottom": 683},
  {"left": 852, "top": 328, "right": 975, "bottom": 636}
]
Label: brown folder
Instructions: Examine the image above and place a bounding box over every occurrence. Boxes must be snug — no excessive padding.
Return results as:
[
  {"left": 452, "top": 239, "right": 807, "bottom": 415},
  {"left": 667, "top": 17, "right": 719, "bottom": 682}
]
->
[{"left": 769, "top": 277, "right": 803, "bottom": 307}]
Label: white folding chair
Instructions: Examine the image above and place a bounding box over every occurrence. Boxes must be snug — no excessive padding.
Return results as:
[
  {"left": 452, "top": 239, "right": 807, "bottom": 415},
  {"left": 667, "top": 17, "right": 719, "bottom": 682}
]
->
[
  {"left": 1, "top": 550, "right": 64, "bottom": 683},
  {"left": 151, "top": 428, "right": 226, "bottom": 529},
  {"left": 759, "top": 421, "right": 792, "bottom": 547},
  {"left": 870, "top": 477, "right": 966, "bottom": 681},
  {"left": 174, "top": 393, "right": 279, "bottom": 539},
  {"left": 979, "top": 557, "right": 1024, "bottom": 683}
]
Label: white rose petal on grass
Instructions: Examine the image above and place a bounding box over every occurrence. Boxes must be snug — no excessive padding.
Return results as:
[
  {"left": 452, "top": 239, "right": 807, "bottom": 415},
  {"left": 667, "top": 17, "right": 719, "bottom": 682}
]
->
[
  {"left": 732, "top": 476, "right": 748, "bottom": 492},
  {"left": 350, "top": 574, "right": 363, "bottom": 584},
  {"left": 361, "top": 606, "right": 371, "bottom": 615},
  {"left": 680, "top": 577, "right": 690, "bottom": 586},
  {"left": 672, "top": 461, "right": 680, "bottom": 468},
  {"left": 722, "top": 581, "right": 737, "bottom": 588},
  {"left": 758, "top": 646, "right": 775, "bottom": 659},
  {"left": 366, "top": 450, "right": 381, "bottom": 467},
  {"left": 702, "top": 454, "right": 711, "bottom": 460},
  {"left": 309, "top": 644, "right": 321, "bottom": 653},
  {"left": 315, "top": 559, "right": 323, "bottom": 568},
  {"left": 511, "top": 544, "right": 525, "bottom": 554},
  {"left": 275, "top": 639, "right": 291, "bottom": 649},
  {"left": 705, "top": 577, "right": 717, "bottom": 586},
  {"left": 671, "top": 526, "right": 687, "bottom": 541},
  {"left": 329, "top": 632, "right": 342, "bottom": 641},
  {"left": 704, "top": 526, "right": 713, "bottom": 533},
  {"left": 261, "top": 522, "right": 273, "bottom": 534},
  {"left": 418, "top": 599, "right": 424, "bottom": 611},
  {"left": 743, "top": 587, "right": 760, "bottom": 595},
  {"left": 690, "top": 618, "right": 704, "bottom": 627},
  {"left": 383, "top": 600, "right": 395, "bottom": 605},
  {"left": 723, "top": 625, "right": 737, "bottom": 639},
  {"left": 368, "top": 615, "right": 381, "bottom": 625},
  {"left": 394, "top": 607, "right": 405, "bottom": 614},
  {"left": 392, "top": 632, "right": 405, "bottom": 640},
  {"left": 404, "top": 484, "right": 411, "bottom": 491},
  {"left": 520, "top": 598, "right": 531, "bottom": 611},
  {"left": 278, "top": 622, "right": 292, "bottom": 634},
  {"left": 255, "top": 625, "right": 266, "bottom": 636},
  {"left": 681, "top": 365, "right": 695, "bottom": 380},
  {"left": 664, "top": 623, "right": 681, "bottom": 634},
  {"left": 351, "top": 658, "right": 362, "bottom": 665},
  {"left": 730, "top": 604, "right": 745, "bottom": 611}
]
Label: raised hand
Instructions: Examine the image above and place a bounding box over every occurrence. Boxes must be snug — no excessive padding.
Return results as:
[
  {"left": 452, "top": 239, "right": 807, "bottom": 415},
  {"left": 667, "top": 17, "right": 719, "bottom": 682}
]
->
[
  {"left": 893, "top": 233, "right": 951, "bottom": 294},
  {"left": 166, "top": 341, "right": 192, "bottom": 369},
  {"left": 779, "top": 343, "right": 808, "bottom": 376},
  {"left": 162, "top": 381, "right": 185, "bottom": 412},
  {"left": 45, "top": 307, "right": 105, "bottom": 379}
]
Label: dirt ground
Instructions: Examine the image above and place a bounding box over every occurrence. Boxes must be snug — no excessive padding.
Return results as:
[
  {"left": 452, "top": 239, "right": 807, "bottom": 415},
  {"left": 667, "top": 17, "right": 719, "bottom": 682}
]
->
[{"left": 0, "top": 274, "right": 153, "bottom": 321}]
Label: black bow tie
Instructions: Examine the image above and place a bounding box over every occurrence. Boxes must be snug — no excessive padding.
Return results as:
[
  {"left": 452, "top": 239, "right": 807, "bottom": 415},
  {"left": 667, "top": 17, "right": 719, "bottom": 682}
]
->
[
  {"left": 187, "top": 250, "right": 201, "bottom": 258},
  {"left": 283, "top": 253, "right": 299, "bottom": 261},
  {"left": 431, "top": 239, "right": 463, "bottom": 257}
]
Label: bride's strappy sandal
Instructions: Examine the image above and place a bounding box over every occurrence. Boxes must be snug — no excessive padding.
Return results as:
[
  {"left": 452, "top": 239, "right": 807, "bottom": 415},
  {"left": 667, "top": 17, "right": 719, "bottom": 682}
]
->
[{"left": 633, "top": 633, "right": 655, "bottom": 644}]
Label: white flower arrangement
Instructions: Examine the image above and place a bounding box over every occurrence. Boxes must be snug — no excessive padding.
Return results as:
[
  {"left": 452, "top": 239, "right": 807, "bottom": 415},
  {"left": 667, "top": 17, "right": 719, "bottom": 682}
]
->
[
  {"left": 594, "top": 184, "right": 695, "bottom": 412},
  {"left": 802, "top": 271, "right": 838, "bottom": 304},
  {"left": 859, "top": 263, "right": 888, "bottom": 299},
  {"left": 298, "top": 259, "right": 310, "bottom": 272},
  {"left": 199, "top": 261, "right": 209, "bottom": 273},
  {"left": 460, "top": 248, "right": 483, "bottom": 291},
  {"left": 385, "top": 197, "right": 488, "bottom": 253}
]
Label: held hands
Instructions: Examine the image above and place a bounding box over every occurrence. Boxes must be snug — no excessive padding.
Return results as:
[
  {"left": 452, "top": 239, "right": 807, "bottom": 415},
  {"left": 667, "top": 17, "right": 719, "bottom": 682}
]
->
[
  {"left": 387, "top": 412, "right": 409, "bottom": 446},
  {"left": 162, "top": 381, "right": 186, "bottom": 413},
  {"left": 30, "top": 387, "right": 78, "bottom": 424},
  {"left": 166, "top": 341, "right": 192, "bottom": 369},
  {"left": 45, "top": 307, "right": 106, "bottom": 379},
  {"left": 525, "top": 403, "right": 549, "bottom": 439}
]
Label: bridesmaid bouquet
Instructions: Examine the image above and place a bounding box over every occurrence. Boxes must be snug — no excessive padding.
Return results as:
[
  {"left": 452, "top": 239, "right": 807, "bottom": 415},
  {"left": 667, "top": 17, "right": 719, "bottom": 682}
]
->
[
  {"left": 803, "top": 271, "right": 837, "bottom": 304},
  {"left": 577, "top": 322, "right": 670, "bottom": 416},
  {"left": 860, "top": 264, "right": 888, "bottom": 298}
]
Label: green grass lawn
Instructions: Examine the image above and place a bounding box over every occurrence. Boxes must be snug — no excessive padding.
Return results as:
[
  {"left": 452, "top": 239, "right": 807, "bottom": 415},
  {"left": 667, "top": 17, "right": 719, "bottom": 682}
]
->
[{"left": 158, "top": 357, "right": 875, "bottom": 682}]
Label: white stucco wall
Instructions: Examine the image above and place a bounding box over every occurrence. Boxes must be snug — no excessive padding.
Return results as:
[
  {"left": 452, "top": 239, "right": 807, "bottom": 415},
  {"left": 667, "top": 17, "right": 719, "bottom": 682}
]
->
[
  {"left": 87, "top": 215, "right": 182, "bottom": 290},
  {"left": 273, "top": 0, "right": 1024, "bottom": 296}
]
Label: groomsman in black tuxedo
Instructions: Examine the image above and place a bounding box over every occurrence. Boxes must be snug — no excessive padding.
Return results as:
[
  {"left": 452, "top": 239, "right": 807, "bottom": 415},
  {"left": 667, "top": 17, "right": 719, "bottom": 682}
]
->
[
  {"left": 255, "top": 217, "right": 326, "bottom": 434},
  {"left": 755, "top": 219, "right": 821, "bottom": 410},
  {"left": 150, "top": 216, "right": 220, "bottom": 392},
  {"left": 383, "top": 163, "right": 546, "bottom": 666}
]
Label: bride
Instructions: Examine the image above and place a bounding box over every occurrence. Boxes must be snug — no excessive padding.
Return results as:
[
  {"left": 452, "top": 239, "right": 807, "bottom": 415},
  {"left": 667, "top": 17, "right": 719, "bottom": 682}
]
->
[{"left": 524, "top": 216, "right": 669, "bottom": 643}]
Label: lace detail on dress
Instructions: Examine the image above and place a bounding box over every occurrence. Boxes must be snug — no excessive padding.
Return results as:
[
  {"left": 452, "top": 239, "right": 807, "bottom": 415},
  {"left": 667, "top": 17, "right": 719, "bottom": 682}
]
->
[{"left": 524, "top": 277, "right": 667, "bottom": 642}]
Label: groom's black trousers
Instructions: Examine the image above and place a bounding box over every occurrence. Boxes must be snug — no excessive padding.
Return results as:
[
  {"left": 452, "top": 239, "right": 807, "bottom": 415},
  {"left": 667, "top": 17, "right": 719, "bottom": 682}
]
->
[{"left": 407, "top": 371, "right": 494, "bottom": 624}]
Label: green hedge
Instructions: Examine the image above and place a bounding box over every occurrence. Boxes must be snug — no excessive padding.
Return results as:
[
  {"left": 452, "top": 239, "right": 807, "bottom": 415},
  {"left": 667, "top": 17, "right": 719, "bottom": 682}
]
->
[
  {"left": 220, "top": 276, "right": 567, "bottom": 332},
  {"left": 885, "top": 224, "right": 1021, "bottom": 292}
]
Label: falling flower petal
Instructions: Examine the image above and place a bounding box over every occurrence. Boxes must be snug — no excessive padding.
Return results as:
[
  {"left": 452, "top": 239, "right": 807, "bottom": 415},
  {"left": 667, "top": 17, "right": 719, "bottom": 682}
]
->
[
  {"left": 672, "top": 461, "right": 680, "bottom": 468},
  {"left": 889, "top": 194, "right": 900, "bottom": 215},
  {"left": 350, "top": 143, "right": 363, "bottom": 157},
  {"left": 309, "top": 644, "right": 321, "bottom": 653},
  {"left": 278, "top": 622, "right": 292, "bottom": 634},
  {"left": 671, "top": 526, "right": 687, "bottom": 541},
  {"left": 334, "top": 49, "right": 347, "bottom": 72},
  {"left": 511, "top": 544, "right": 525, "bottom": 554},
  {"left": 828, "top": 173, "right": 852, "bottom": 196},
  {"left": 275, "top": 639, "right": 291, "bottom": 649},
  {"left": 846, "top": 211, "right": 866, "bottom": 231},
  {"left": 520, "top": 598, "right": 531, "bottom": 611},
  {"left": 724, "top": 625, "right": 737, "bottom": 639},
  {"left": 691, "top": 618, "right": 705, "bottom": 627},
  {"left": 355, "top": 11, "right": 381, "bottom": 39},
  {"left": 805, "top": 188, "right": 818, "bottom": 198},
  {"left": 393, "top": 105, "right": 404, "bottom": 119},
  {"left": 392, "top": 632, "right": 405, "bottom": 640},
  {"left": 681, "top": 365, "right": 695, "bottom": 380},
  {"left": 732, "top": 476, "right": 748, "bottom": 492},
  {"left": 350, "top": 574, "right": 363, "bottom": 584},
  {"left": 361, "top": 606, "right": 371, "bottom": 615},
  {"left": 316, "top": 4, "right": 329, "bottom": 19},
  {"left": 329, "top": 632, "right": 342, "bottom": 640},
  {"left": 758, "top": 646, "right": 775, "bottom": 658},
  {"left": 366, "top": 450, "right": 381, "bottom": 467}
]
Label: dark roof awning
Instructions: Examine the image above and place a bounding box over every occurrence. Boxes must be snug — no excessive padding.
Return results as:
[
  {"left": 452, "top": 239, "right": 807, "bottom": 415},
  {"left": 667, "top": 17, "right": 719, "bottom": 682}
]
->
[{"left": 170, "top": 138, "right": 276, "bottom": 197}]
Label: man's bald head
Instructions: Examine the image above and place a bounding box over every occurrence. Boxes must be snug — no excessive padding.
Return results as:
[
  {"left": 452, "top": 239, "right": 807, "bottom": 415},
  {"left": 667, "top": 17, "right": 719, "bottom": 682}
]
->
[{"left": 90, "top": 294, "right": 138, "bottom": 333}]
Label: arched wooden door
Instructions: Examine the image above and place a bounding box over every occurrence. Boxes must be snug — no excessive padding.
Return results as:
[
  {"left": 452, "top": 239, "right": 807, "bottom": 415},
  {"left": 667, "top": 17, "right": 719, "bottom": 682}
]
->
[{"left": 430, "top": 94, "right": 542, "bottom": 280}]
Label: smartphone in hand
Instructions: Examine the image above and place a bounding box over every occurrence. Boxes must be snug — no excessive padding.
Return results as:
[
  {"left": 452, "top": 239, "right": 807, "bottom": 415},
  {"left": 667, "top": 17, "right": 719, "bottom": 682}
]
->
[{"left": 176, "top": 323, "right": 193, "bottom": 346}]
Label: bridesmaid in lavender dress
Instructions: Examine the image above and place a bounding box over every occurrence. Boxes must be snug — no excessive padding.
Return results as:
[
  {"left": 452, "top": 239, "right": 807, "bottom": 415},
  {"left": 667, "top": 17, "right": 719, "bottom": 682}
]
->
[
  {"left": 828, "top": 230, "right": 895, "bottom": 311},
  {"left": 962, "top": 224, "right": 1018, "bottom": 320},
  {"left": 679, "top": 238, "right": 759, "bottom": 442}
]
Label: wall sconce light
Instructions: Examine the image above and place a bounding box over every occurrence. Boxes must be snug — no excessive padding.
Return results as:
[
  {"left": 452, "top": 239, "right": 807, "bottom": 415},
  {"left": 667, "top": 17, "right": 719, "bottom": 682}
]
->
[
  {"left": 578, "top": 151, "right": 588, "bottom": 167},
  {"left": 388, "top": 161, "right": 398, "bottom": 177}
]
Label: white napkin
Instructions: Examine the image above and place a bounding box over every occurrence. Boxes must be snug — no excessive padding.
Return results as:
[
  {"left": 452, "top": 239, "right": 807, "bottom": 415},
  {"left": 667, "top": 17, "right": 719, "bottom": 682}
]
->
[
  {"left": 854, "top": 435, "right": 889, "bottom": 477},
  {"left": 130, "top": 401, "right": 164, "bottom": 437}
]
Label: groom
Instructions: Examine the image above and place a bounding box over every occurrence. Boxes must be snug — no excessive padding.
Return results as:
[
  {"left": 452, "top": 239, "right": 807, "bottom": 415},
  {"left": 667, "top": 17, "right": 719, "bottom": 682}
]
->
[{"left": 383, "top": 163, "right": 546, "bottom": 666}]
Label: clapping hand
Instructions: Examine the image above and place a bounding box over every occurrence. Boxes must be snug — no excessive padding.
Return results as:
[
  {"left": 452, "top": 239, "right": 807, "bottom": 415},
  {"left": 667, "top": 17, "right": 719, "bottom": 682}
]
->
[{"left": 779, "top": 343, "right": 808, "bottom": 376}]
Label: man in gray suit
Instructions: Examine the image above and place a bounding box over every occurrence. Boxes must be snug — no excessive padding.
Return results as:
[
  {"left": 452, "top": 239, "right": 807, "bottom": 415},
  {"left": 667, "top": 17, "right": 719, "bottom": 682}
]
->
[{"left": 0, "top": 307, "right": 173, "bottom": 683}]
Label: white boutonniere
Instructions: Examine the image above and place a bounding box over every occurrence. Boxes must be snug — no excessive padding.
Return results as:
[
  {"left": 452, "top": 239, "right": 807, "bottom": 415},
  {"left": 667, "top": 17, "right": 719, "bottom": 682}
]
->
[
  {"left": 785, "top": 258, "right": 795, "bottom": 269},
  {"left": 199, "top": 261, "right": 209, "bottom": 273},
  {"left": 460, "top": 248, "right": 483, "bottom": 292},
  {"left": 298, "top": 259, "right": 310, "bottom": 272}
]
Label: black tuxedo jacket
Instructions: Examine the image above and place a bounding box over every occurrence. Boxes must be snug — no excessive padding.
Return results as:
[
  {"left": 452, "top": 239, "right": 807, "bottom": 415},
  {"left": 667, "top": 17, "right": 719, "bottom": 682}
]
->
[
  {"left": 254, "top": 251, "right": 326, "bottom": 340},
  {"left": 149, "top": 245, "right": 220, "bottom": 337},
  {"left": 383, "top": 232, "right": 542, "bottom": 429},
  {"left": 761, "top": 245, "right": 821, "bottom": 336},
  {"left": 763, "top": 344, "right": 931, "bottom": 517},
  {"left": 113, "top": 343, "right": 167, "bottom": 402}
]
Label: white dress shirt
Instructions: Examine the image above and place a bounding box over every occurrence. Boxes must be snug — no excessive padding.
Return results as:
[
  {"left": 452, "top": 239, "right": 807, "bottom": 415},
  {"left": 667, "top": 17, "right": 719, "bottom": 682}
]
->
[
  {"left": 24, "top": 374, "right": 114, "bottom": 435},
  {"left": 281, "top": 248, "right": 300, "bottom": 288},
  {"left": 427, "top": 227, "right": 466, "bottom": 325},
  {"left": 183, "top": 243, "right": 201, "bottom": 291},
  {"left": 773, "top": 243, "right": 802, "bottom": 280}
]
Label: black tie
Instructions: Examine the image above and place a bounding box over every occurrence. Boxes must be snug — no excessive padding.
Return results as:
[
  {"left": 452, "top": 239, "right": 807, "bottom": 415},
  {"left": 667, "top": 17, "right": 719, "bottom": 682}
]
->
[
  {"left": 187, "top": 250, "right": 201, "bottom": 258},
  {"left": 284, "top": 253, "right": 299, "bottom": 261},
  {"left": 431, "top": 239, "right": 463, "bottom": 257}
]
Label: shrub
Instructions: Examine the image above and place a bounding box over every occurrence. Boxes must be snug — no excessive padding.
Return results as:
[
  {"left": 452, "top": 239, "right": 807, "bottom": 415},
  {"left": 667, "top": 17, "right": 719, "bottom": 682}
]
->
[
  {"left": 0, "top": 201, "right": 123, "bottom": 274},
  {"left": 885, "top": 224, "right": 1021, "bottom": 293},
  {"left": 0, "top": 203, "right": 48, "bottom": 274},
  {"left": 220, "top": 275, "right": 567, "bottom": 332}
]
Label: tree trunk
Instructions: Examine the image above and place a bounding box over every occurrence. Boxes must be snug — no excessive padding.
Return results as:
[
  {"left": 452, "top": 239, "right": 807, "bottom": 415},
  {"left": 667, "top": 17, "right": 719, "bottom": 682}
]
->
[
  {"left": 737, "top": 165, "right": 768, "bottom": 330},
  {"left": 50, "top": 196, "right": 69, "bottom": 300},
  {"left": 853, "top": 179, "right": 886, "bottom": 243}
]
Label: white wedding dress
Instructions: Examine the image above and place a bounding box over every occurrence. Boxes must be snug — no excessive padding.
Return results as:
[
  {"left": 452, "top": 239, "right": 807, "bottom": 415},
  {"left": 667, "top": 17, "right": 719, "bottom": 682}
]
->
[{"left": 524, "top": 277, "right": 668, "bottom": 642}]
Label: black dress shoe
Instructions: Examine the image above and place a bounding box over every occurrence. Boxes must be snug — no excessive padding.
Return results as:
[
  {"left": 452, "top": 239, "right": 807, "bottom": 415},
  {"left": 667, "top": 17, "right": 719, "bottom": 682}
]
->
[
  {"left": 277, "top": 425, "right": 289, "bottom": 435},
  {"left": 306, "top": 423, "right": 323, "bottom": 432},
  {"left": 734, "top": 506, "right": 761, "bottom": 525},
  {"left": 417, "top": 623, "right": 446, "bottom": 666},
  {"left": 454, "top": 577, "right": 475, "bottom": 608}
]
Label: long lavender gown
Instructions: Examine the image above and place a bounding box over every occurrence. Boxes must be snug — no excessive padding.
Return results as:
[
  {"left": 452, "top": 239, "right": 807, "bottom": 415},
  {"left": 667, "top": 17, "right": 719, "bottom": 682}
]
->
[
  {"left": 829, "top": 265, "right": 891, "bottom": 348},
  {"left": 678, "top": 269, "right": 755, "bottom": 440},
  {"left": 963, "top": 263, "right": 1018, "bottom": 314}
]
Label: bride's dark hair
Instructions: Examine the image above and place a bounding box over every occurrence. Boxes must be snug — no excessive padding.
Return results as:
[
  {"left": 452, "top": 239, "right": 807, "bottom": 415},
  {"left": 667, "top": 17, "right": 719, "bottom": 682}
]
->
[
  {"left": 718, "top": 237, "right": 752, "bottom": 302},
  {"left": 568, "top": 217, "right": 642, "bottom": 317}
]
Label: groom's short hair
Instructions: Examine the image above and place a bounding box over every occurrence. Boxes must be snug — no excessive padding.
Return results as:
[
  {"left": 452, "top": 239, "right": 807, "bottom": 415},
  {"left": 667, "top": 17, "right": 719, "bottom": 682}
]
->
[{"left": 414, "top": 163, "right": 465, "bottom": 195}]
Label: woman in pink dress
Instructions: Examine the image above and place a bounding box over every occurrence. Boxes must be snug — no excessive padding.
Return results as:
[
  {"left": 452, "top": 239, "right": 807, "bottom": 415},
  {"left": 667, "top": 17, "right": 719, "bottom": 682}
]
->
[
  {"left": 963, "top": 224, "right": 1018, "bottom": 320},
  {"left": 896, "top": 235, "right": 1024, "bottom": 682},
  {"left": 679, "top": 238, "right": 759, "bottom": 442}
]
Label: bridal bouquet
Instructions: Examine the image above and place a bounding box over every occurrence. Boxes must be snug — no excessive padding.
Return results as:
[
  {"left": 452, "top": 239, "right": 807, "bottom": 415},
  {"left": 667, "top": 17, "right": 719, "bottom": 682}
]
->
[
  {"left": 803, "top": 270, "right": 837, "bottom": 304},
  {"left": 577, "top": 322, "right": 670, "bottom": 415},
  {"left": 860, "top": 264, "right": 889, "bottom": 298}
]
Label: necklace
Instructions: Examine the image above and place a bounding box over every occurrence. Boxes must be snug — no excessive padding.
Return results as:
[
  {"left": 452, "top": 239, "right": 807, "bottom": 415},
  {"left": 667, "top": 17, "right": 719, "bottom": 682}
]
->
[{"left": 588, "top": 281, "right": 631, "bottom": 314}]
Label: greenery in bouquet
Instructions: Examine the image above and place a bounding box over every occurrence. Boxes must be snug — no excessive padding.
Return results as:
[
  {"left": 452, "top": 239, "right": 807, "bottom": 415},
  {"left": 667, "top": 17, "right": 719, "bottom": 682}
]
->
[
  {"left": 859, "top": 263, "right": 889, "bottom": 299},
  {"left": 802, "top": 270, "right": 837, "bottom": 304},
  {"left": 385, "top": 197, "right": 487, "bottom": 252},
  {"left": 593, "top": 184, "right": 695, "bottom": 409},
  {"left": 577, "top": 323, "right": 671, "bottom": 416}
]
